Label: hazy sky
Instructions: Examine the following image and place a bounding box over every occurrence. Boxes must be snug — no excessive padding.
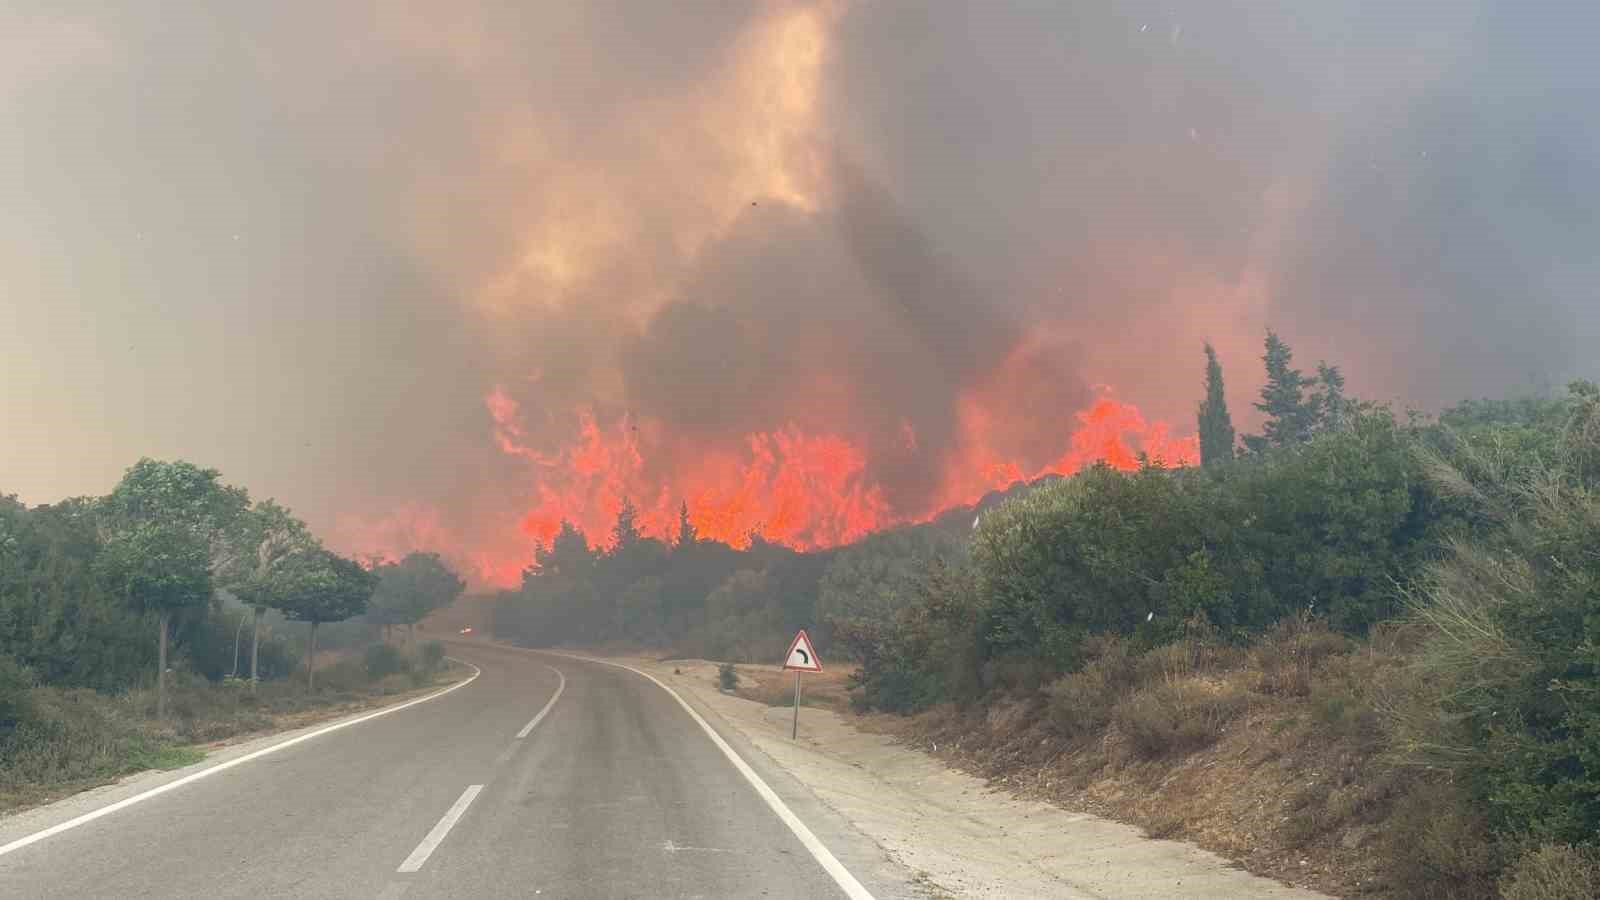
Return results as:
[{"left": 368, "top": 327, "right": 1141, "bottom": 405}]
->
[{"left": 5, "top": 2, "right": 1597, "bottom": 582}]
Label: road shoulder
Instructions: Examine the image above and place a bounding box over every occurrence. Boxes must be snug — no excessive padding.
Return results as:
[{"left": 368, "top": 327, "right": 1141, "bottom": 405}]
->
[{"left": 629, "top": 658, "right": 1329, "bottom": 900}]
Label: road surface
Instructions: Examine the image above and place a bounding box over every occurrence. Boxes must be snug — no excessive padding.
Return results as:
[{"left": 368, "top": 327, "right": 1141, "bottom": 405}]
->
[{"left": 0, "top": 643, "right": 906, "bottom": 898}]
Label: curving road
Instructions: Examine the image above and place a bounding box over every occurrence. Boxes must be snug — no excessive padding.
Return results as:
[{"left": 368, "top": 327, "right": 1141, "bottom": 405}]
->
[{"left": 0, "top": 643, "right": 906, "bottom": 898}]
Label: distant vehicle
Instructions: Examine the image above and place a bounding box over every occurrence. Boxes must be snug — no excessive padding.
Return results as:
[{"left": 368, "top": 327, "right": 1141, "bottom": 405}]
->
[{"left": 459, "top": 626, "right": 473, "bottom": 635}]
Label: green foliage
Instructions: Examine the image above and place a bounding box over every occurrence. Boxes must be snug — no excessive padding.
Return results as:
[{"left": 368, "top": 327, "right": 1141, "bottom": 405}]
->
[
  {"left": 419, "top": 640, "right": 445, "bottom": 672},
  {"left": 817, "top": 526, "right": 964, "bottom": 634},
  {"left": 368, "top": 551, "right": 466, "bottom": 629},
  {"left": 1243, "top": 331, "right": 1319, "bottom": 453},
  {"left": 274, "top": 550, "right": 377, "bottom": 626},
  {"left": 1197, "top": 342, "right": 1235, "bottom": 466},
  {"left": 0, "top": 497, "right": 155, "bottom": 690},
  {"left": 1390, "top": 383, "right": 1600, "bottom": 857},
  {"left": 717, "top": 662, "right": 738, "bottom": 691},
  {"left": 0, "top": 653, "right": 33, "bottom": 741},
  {"left": 833, "top": 559, "right": 982, "bottom": 713},
  {"left": 364, "top": 643, "right": 408, "bottom": 679}
]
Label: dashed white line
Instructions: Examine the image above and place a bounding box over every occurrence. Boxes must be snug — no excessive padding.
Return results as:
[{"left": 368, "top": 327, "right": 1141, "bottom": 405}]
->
[
  {"left": 516, "top": 665, "right": 566, "bottom": 738},
  {"left": 397, "top": 784, "right": 483, "bottom": 873},
  {"left": 0, "top": 661, "right": 481, "bottom": 860}
]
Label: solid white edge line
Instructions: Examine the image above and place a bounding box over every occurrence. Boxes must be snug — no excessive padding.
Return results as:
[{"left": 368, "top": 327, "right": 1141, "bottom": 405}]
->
[
  {"left": 551, "top": 652, "right": 876, "bottom": 900},
  {"left": 0, "top": 659, "right": 482, "bottom": 860},
  {"left": 396, "top": 783, "right": 483, "bottom": 873},
  {"left": 515, "top": 664, "right": 566, "bottom": 738}
]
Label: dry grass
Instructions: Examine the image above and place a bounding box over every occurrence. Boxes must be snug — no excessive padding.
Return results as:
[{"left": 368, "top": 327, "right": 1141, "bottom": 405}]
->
[
  {"left": 711, "top": 661, "right": 855, "bottom": 711},
  {"left": 861, "top": 620, "right": 1444, "bottom": 898},
  {"left": 1499, "top": 844, "right": 1600, "bottom": 900}
]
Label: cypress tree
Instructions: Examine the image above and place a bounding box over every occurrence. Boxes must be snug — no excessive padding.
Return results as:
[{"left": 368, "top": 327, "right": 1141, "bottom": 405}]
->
[{"left": 1197, "top": 342, "right": 1236, "bottom": 466}]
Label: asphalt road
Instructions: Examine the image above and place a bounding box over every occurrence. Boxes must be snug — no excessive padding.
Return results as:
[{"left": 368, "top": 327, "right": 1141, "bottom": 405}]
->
[{"left": 0, "top": 643, "right": 905, "bottom": 898}]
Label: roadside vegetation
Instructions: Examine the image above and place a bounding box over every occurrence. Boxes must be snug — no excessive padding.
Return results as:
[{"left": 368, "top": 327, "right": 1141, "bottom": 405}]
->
[
  {"left": 1, "top": 459, "right": 466, "bottom": 812},
  {"left": 492, "top": 330, "right": 1600, "bottom": 898}
]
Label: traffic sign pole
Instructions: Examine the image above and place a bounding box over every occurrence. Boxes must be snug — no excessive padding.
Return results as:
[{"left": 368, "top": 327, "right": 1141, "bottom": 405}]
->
[
  {"left": 781, "top": 628, "right": 822, "bottom": 740},
  {"left": 792, "top": 671, "right": 801, "bottom": 740}
]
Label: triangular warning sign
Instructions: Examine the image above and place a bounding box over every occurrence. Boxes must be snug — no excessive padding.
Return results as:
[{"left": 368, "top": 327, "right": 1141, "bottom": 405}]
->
[{"left": 782, "top": 629, "right": 823, "bottom": 672}]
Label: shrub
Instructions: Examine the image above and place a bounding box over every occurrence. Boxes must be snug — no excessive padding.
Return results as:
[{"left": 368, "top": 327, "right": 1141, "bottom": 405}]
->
[
  {"left": 419, "top": 641, "right": 445, "bottom": 673},
  {"left": 0, "top": 653, "right": 33, "bottom": 741},
  {"left": 1376, "top": 777, "right": 1501, "bottom": 899},
  {"left": 717, "top": 662, "right": 738, "bottom": 691},
  {"left": 1251, "top": 612, "right": 1350, "bottom": 697},
  {"left": 1044, "top": 638, "right": 1137, "bottom": 739},
  {"left": 1499, "top": 844, "right": 1600, "bottom": 900},
  {"left": 364, "top": 643, "right": 408, "bottom": 680},
  {"left": 1113, "top": 680, "right": 1251, "bottom": 758},
  {"left": 315, "top": 658, "right": 369, "bottom": 693}
]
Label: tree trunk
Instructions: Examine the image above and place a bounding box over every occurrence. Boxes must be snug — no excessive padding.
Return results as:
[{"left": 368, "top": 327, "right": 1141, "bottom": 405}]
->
[
  {"left": 408, "top": 622, "right": 415, "bottom": 646},
  {"left": 157, "top": 611, "right": 169, "bottom": 720},
  {"left": 306, "top": 621, "right": 318, "bottom": 691},
  {"left": 249, "top": 606, "right": 262, "bottom": 694}
]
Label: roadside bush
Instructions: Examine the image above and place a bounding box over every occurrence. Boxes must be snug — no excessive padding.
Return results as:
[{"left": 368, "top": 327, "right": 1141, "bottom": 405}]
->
[
  {"left": 0, "top": 687, "right": 143, "bottom": 791},
  {"left": 364, "top": 643, "right": 408, "bottom": 679},
  {"left": 315, "top": 658, "right": 369, "bottom": 693},
  {"left": 1113, "top": 680, "right": 1251, "bottom": 758},
  {"left": 1044, "top": 637, "right": 1136, "bottom": 739},
  {"left": 0, "top": 653, "right": 33, "bottom": 741},
  {"left": 717, "top": 662, "right": 738, "bottom": 691},
  {"left": 1499, "top": 844, "right": 1600, "bottom": 900},
  {"left": 1252, "top": 613, "right": 1351, "bottom": 697},
  {"left": 419, "top": 641, "right": 445, "bottom": 672},
  {"left": 1390, "top": 384, "right": 1600, "bottom": 849},
  {"left": 1377, "top": 777, "right": 1501, "bottom": 898}
]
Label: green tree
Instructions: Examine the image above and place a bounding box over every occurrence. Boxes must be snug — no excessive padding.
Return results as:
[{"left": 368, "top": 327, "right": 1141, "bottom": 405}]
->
[
  {"left": 1197, "top": 342, "right": 1236, "bottom": 466},
  {"left": 0, "top": 496, "right": 152, "bottom": 691},
  {"left": 217, "top": 500, "right": 316, "bottom": 692},
  {"left": 544, "top": 521, "right": 594, "bottom": 578},
  {"left": 99, "top": 459, "right": 247, "bottom": 718},
  {"left": 1315, "top": 361, "right": 1349, "bottom": 432},
  {"left": 274, "top": 549, "right": 377, "bottom": 689},
  {"left": 1244, "top": 331, "right": 1318, "bottom": 453},
  {"left": 610, "top": 497, "right": 641, "bottom": 550},
  {"left": 817, "top": 526, "right": 964, "bottom": 633},
  {"left": 369, "top": 552, "right": 466, "bottom": 645},
  {"left": 675, "top": 500, "right": 697, "bottom": 549}
]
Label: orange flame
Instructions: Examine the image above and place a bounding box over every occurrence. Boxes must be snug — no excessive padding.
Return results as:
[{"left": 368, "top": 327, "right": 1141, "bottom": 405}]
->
[{"left": 488, "top": 386, "right": 1196, "bottom": 564}]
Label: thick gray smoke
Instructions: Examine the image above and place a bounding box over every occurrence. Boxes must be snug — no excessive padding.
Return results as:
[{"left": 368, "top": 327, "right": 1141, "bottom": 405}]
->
[{"left": 4, "top": 1, "right": 1596, "bottom": 578}]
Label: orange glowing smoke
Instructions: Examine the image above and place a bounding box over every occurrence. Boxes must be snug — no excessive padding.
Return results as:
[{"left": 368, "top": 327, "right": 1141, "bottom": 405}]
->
[{"left": 487, "top": 385, "right": 1197, "bottom": 558}]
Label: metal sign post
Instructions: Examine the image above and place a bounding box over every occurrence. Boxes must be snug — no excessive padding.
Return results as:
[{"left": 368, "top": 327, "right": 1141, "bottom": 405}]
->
[{"left": 782, "top": 629, "right": 823, "bottom": 741}]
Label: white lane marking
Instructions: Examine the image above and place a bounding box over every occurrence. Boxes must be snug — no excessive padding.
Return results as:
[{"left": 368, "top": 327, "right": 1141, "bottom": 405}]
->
[
  {"left": 515, "top": 664, "right": 566, "bottom": 738},
  {"left": 396, "top": 784, "right": 483, "bottom": 873},
  {"left": 0, "top": 661, "right": 481, "bottom": 860},
  {"left": 553, "top": 653, "right": 876, "bottom": 900}
]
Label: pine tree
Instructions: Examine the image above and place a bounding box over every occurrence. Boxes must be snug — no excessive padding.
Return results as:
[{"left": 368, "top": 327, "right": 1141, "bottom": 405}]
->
[
  {"left": 610, "top": 497, "right": 641, "bottom": 551},
  {"left": 1244, "top": 330, "right": 1317, "bottom": 453},
  {"left": 1197, "top": 342, "right": 1236, "bottom": 466},
  {"left": 674, "top": 500, "right": 697, "bottom": 549},
  {"left": 1315, "top": 362, "right": 1348, "bottom": 432}
]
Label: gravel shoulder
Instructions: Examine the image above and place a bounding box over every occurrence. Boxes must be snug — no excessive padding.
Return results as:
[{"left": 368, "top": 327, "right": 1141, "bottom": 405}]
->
[{"left": 625, "top": 656, "right": 1330, "bottom": 900}]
